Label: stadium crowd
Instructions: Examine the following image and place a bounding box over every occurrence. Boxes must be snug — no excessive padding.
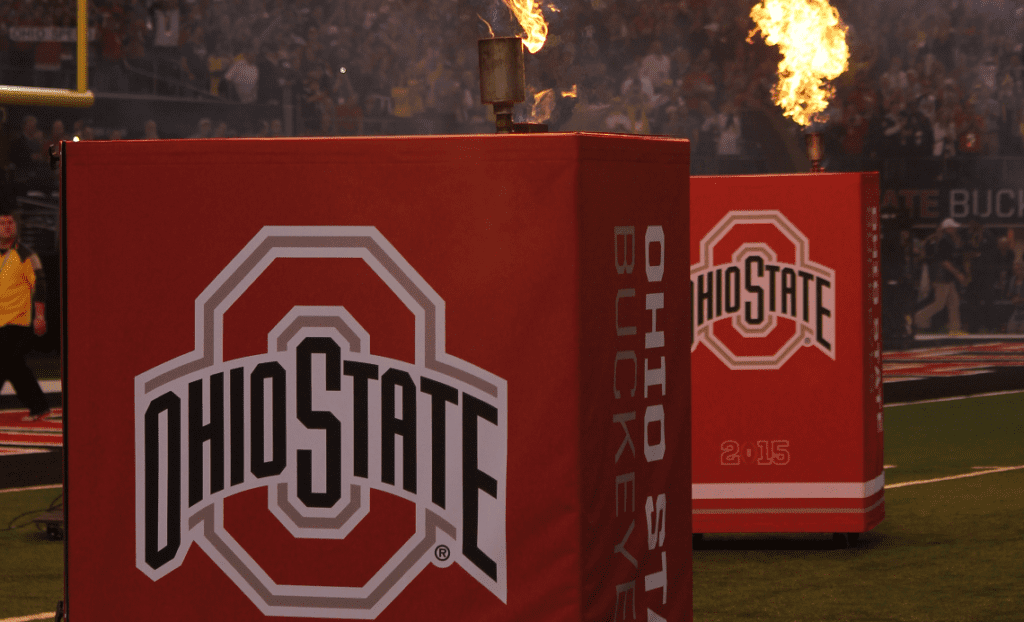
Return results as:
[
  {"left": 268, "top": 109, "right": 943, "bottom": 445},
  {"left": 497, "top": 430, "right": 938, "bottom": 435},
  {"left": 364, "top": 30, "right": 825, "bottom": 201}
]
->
[
  {"left": 4, "top": 0, "right": 1024, "bottom": 337},
  {"left": 0, "top": 0, "right": 1022, "bottom": 156}
]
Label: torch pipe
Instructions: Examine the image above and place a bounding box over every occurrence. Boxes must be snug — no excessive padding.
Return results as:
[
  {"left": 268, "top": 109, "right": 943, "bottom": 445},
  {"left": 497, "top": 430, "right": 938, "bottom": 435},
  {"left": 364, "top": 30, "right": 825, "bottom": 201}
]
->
[{"left": 806, "top": 132, "right": 824, "bottom": 173}]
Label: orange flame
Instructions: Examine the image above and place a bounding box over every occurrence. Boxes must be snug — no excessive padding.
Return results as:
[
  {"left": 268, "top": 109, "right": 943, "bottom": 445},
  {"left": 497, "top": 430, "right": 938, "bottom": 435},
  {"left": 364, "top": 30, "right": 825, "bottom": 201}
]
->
[
  {"left": 749, "top": 0, "right": 849, "bottom": 126},
  {"left": 502, "top": 0, "right": 547, "bottom": 53},
  {"left": 560, "top": 85, "right": 578, "bottom": 98}
]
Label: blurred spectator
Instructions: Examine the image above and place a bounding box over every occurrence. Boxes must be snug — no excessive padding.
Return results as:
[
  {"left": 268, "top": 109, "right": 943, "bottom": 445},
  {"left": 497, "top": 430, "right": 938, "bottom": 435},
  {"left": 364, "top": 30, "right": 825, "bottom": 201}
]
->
[
  {"left": 9, "top": 116, "right": 43, "bottom": 170},
  {"left": 8, "top": 116, "right": 51, "bottom": 195},
  {"left": 881, "top": 96, "right": 909, "bottom": 156},
  {"left": 880, "top": 57, "right": 910, "bottom": 102},
  {"left": 928, "top": 15, "right": 956, "bottom": 72},
  {"left": 702, "top": 99, "right": 745, "bottom": 156},
  {"left": 180, "top": 25, "right": 209, "bottom": 92},
  {"left": 606, "top": 81, "right": 650, "bottom": 134},
  {"left": 956, "top": 103, "right": 985, "bottom": 154},
  {"left": 207, "top": 41, "right": 233, "bottom": 97},
  {"left": 32, "top": 5, "right": 64, "bottom": 89},
  {"left": 189, "top": 118, "right": 213, "bottom": 139},
  {"left": 932, "top": 106, "right": 958, "bottom": 157},
  {"left": 302, "top": 64, "right": 333, "bottom": 134},
  {"left": 257, "top": 46, "right": 285, "bottom": 106},
  {"left": 95, "top": 1, "right": 129, "bottom": 92},
  {"left": 152, "top": 0, "right": 182, "bottom": 54},
  {"left": 904, "top": 99, "right": 935, "bottom": 157},
  {"left": 638, "top": 41, "right": 671, "bottom": 91},
  {"left": 45, "top": 121, "right": 66, "bottom": 153},
  {"left": 225, "top": 48, "right": 260, "bottom": 104},
  {"left": 424, "top": 63, "right": 461, "bottom": 134},
  {"left": 915, "top": 219, "right": 968, "bottom": 335},
  {"left": 143, "top": 119, "right": 160, "bottom": 139}
]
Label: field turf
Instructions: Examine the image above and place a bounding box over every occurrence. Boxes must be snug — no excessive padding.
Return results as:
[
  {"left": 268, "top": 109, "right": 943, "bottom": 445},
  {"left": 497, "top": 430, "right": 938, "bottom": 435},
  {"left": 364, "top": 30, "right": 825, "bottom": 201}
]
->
[
  {"left": 0, "top": 487, "right": 62, "bottom": 622},
  {"left": 693, "top": 392, "right": 1024, "bottom": 621},
  {"left": 1, "top": 393, "right": 1022, "bottom": 621}
]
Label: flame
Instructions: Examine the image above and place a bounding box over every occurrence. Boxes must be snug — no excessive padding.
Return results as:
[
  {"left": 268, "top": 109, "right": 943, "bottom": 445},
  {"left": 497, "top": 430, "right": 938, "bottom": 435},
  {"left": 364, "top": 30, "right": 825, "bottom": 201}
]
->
[
  {"left": 530, "top": 88, "right": 556, "bottom": 122},
  {"left": 561, "top": 85, "right": 578, "bottom": 98},
  {"left": 502, "top": 0, "right": 547, "bottom": 53},
  {"left": 749, "top": 0, "right": 849, "bottom": 126}
]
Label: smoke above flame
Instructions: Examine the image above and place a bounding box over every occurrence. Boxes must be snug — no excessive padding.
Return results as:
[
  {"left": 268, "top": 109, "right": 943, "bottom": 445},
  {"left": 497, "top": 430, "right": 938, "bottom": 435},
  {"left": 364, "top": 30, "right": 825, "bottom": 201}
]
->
[
  {"left": 749, "top": 0, "right": 849, "bottom": 126},
  {"left": 502, "top": 0, "right": 548, "bottom": 53},
  {"left": 478, "top": 14, "right": 495, "bottom": 38},
  {"left": 530, "top": 89, "right": 556, "bottom": 122},
  {"left": 529, "top": 86, "right": 576, "bottom": 123}
]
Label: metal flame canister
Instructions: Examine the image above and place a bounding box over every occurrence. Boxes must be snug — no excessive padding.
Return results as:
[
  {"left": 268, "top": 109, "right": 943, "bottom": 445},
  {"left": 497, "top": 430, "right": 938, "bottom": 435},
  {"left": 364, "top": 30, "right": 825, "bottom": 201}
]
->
[
  {"left": 478, "top": 37, "right": 526, "bottom": 134},
  {"left": 805, "top": 132, "right": 824, "bottom": 173}
]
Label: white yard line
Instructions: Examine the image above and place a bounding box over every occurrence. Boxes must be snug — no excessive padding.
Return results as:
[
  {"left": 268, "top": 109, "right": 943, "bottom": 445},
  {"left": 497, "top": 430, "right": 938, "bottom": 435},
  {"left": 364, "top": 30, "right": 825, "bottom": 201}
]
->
[
  {"left": 887, "top": 466, "right": 1024, "bottom": 489},
  {"left": 914, "top": 333, "right": 1024, "bottom": 340},
  {"left": 0, "top": 613, "right": 55, "bottom": 622},
  {"left": 0, "top": 483, "right": 61, "bottom": 495}
]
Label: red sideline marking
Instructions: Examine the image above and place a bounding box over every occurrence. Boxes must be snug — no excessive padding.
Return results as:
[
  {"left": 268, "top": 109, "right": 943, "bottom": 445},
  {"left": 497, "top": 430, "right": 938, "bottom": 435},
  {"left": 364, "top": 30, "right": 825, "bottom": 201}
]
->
[
  {"left": 0, "top": 421, "right": 63, "bottom": 432},
  {"left": 0, "top": 432, "right": 62, "bottom": 446},
  {"left": 884, "top": 341, "right": 1024, "bottom": 380},
  {"left": 0, "top": 409, "right": 63, "bottom": 448},
  {"left": 0, "top": 408, "right": 63, "bottom": 424}
]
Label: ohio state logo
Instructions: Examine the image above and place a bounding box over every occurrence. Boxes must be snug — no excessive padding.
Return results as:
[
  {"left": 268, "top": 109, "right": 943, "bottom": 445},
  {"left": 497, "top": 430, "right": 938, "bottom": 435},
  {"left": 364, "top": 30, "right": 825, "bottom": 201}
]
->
[
  {"left": 690, "top": 211, "right": 835, "bottom": 370},
  {"left": 134, "top": 227, "right": 508, "bottom": 618}
]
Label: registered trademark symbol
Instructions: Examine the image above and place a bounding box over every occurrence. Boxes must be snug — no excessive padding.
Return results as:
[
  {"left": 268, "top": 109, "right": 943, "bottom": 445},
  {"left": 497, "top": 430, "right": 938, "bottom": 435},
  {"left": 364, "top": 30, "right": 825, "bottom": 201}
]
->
[
  {"left": 804, "top": 338, "right": 811, "bottom": 345},
  {"left": 434, "top": 545, "right": 450, "bottom": 562}
]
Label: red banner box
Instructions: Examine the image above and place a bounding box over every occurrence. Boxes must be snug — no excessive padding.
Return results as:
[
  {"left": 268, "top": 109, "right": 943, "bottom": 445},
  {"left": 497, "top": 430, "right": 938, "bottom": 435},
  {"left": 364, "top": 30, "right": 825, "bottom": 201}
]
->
[
  {"left": 690, "top": 173, "right": 883, "bottom": 535},
  {"left": 62, "top": 134, "right": 691, "bottom": 621}
]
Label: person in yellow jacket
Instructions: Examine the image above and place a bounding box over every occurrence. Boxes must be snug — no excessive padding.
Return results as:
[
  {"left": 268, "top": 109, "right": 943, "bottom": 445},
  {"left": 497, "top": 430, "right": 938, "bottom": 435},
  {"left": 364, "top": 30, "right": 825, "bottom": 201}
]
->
[{"left": 0, "top": 211, "right": 50, "bottom": 421}]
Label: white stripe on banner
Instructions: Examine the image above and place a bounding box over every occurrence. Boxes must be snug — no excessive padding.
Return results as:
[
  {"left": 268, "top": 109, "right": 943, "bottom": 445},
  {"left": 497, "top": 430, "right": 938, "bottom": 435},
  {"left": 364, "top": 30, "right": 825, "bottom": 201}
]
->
[
  {"left": 0, "top": 380, "right": 61, "bottom": 396},
  {"left": 693, "top": 497, "right": 885, "bottom": 515},
  {"left": 693, "top": 472, "right": 885, "bottom": 500}
]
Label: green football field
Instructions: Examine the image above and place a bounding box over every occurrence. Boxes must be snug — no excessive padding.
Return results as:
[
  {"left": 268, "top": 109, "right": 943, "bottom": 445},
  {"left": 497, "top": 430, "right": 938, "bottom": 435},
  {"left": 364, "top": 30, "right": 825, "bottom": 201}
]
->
[
  {"left": 693, "top": 391, "right": 1024, "bottom": 622},
  {"left": 1, "top": 392, "right": 1022, "bottom": 622}
]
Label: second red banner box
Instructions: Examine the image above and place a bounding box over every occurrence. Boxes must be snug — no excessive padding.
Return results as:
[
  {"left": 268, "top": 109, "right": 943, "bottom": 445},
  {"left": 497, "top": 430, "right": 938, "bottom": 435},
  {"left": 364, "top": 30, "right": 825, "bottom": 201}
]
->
[{"left": 689, "top": 173, "right": 884, "bottom": 536}]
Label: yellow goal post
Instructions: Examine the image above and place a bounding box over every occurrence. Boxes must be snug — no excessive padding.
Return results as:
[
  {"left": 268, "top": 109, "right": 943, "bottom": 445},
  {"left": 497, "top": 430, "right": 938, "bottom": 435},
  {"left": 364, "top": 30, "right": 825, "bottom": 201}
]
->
[{"left": 0, "top": 0, "right": 94, "bottom": 107}]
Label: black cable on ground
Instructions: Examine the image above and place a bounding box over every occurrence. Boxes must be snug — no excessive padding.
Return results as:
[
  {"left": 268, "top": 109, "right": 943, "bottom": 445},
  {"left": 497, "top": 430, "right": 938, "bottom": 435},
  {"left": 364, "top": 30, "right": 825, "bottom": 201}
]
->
[{"left": 2, "top": 491, "right": 63, "bottom": 532}]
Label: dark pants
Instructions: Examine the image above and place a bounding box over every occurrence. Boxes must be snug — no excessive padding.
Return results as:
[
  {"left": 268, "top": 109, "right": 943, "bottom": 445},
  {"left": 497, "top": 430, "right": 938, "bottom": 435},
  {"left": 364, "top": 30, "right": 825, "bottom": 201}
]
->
[{"left": 0, "top": 325, "right": 49, "bottom": 415}]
